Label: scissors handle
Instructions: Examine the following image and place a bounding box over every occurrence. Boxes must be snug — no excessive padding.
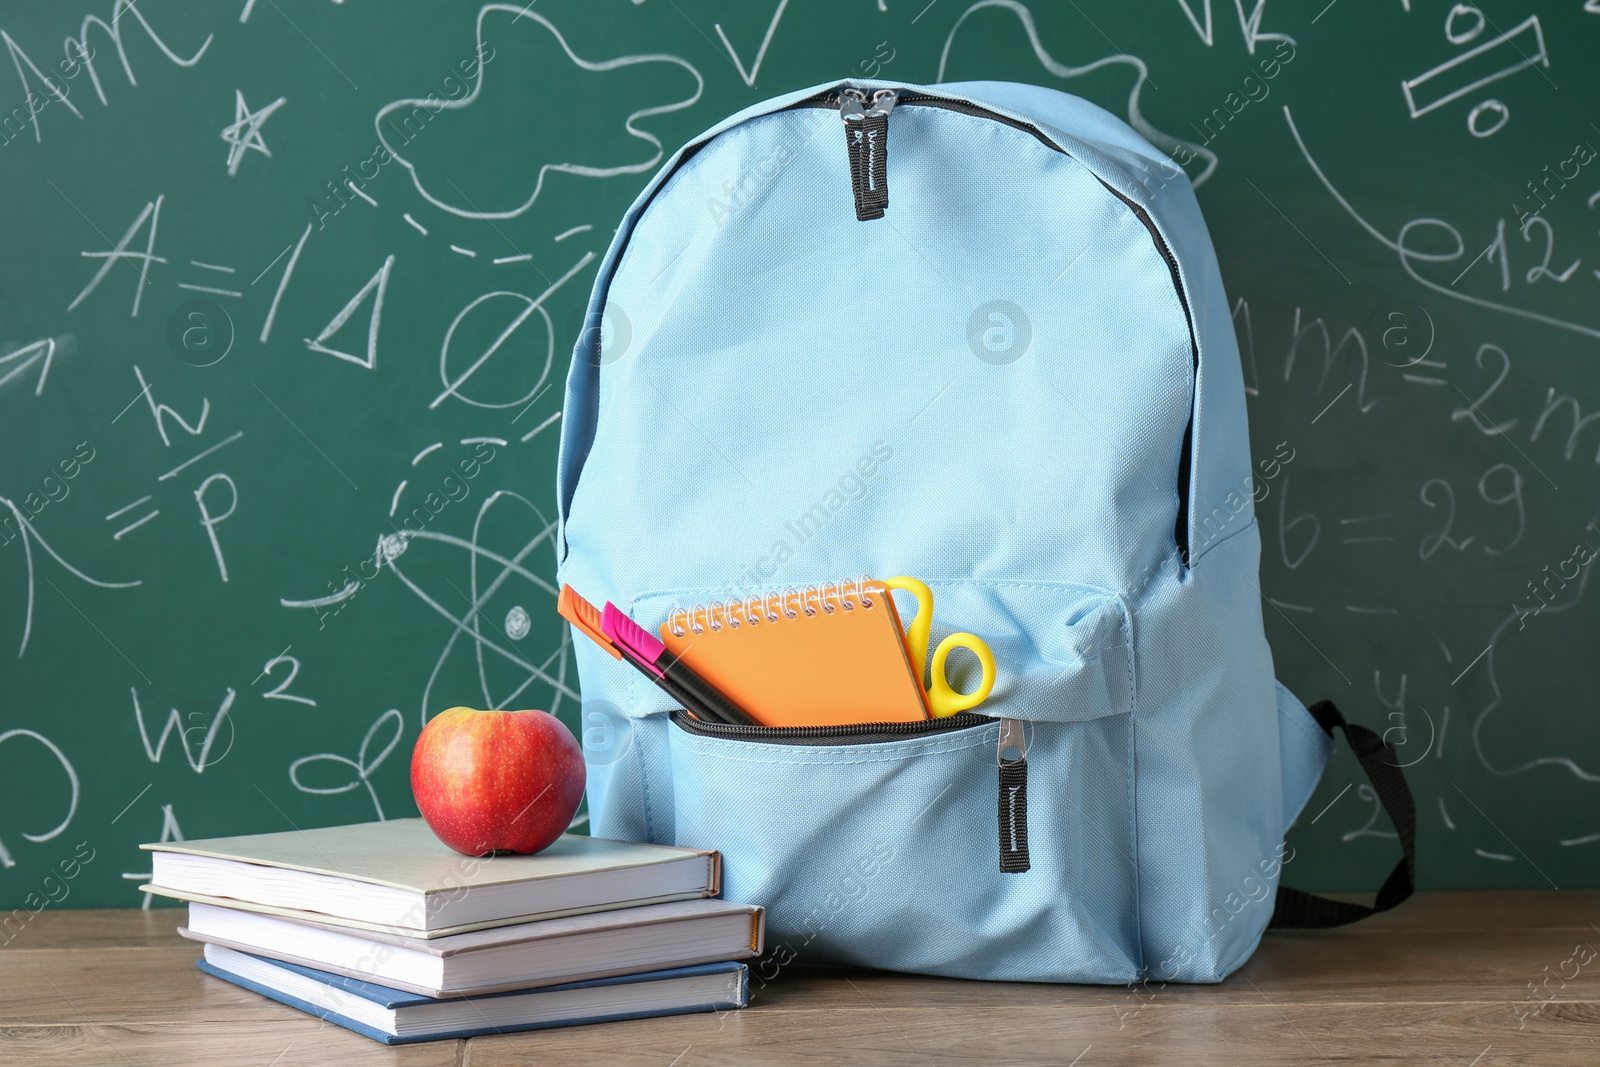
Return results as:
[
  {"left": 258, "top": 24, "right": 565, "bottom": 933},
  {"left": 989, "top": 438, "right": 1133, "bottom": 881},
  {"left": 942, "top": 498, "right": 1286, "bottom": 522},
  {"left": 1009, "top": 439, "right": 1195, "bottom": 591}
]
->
[
  {"left": 927, "top": 631, "right": 996, "bottom": 717},
  {"left": 884, "top": 576, "right": 935, "bottom": 681},
  {"left": 884, "top": 576, "right": 997, "bottom": 718}
]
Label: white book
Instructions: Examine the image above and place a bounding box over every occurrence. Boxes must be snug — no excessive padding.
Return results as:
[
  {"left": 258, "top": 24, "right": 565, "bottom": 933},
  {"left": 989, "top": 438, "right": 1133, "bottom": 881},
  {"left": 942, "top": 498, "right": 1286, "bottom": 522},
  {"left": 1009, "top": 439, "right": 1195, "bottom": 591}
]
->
[
  {"left": 180, "top": 898, "right": 764, "bottom": 998},
  {"left": 141, "top": 819, "right": 719, "bottom": 936}
]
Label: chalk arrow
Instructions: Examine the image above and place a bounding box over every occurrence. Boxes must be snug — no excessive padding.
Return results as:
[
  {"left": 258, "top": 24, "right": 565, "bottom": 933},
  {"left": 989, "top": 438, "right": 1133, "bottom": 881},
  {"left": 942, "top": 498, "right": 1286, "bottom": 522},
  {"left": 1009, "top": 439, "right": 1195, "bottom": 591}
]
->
[{"left": 0, "top": 339, "right": 57, "bottom": 397}]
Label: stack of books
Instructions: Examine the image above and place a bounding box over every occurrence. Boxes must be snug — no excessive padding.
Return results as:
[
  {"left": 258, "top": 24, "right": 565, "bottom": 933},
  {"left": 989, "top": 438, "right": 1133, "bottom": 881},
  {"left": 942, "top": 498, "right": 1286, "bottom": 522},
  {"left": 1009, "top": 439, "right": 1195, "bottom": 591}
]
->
[{"left": 141, "top": 819, "right": 762, "bottom": 1044}]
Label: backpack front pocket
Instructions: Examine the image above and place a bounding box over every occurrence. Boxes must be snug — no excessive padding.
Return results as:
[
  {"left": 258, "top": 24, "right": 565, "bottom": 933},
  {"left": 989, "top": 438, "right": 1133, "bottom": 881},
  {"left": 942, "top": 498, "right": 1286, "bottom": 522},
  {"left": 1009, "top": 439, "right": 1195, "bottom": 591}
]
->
[
  {"left": 662, "top": 709, "right": 1140, "bottom": 984},
  {"left": 604, "top": 579, "right": 1142, "bottom": 982}
]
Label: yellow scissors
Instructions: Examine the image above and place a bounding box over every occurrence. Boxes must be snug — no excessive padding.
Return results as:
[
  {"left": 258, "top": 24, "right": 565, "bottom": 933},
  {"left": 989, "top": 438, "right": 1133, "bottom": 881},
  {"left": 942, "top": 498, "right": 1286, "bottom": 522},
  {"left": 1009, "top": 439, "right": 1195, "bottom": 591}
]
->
[{"left": 885, "top": 576, "right": 997, "bottom": 717}]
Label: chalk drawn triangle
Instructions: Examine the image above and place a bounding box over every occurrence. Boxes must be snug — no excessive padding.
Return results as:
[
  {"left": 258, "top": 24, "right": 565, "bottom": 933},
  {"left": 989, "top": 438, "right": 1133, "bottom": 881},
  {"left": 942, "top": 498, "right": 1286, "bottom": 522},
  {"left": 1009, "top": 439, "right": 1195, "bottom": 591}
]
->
[{"left": 303, "top": 254, "right": 394, "bottom": 370}]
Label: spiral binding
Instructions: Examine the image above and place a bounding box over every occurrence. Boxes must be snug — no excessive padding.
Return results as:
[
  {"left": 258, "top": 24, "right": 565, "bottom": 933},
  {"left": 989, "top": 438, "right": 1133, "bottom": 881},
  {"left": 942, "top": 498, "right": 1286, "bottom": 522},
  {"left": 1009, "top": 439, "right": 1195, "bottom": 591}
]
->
[{"left": 665, "top": 577, "right": 879, "bottom": 637}]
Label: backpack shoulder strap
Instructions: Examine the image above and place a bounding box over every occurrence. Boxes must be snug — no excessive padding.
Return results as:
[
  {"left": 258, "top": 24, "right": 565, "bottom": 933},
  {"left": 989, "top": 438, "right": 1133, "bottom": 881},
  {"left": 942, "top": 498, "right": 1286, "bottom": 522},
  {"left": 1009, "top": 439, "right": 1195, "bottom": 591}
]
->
[{"left": 1269, "top": 700, "right": 1418, "bottom": 929}]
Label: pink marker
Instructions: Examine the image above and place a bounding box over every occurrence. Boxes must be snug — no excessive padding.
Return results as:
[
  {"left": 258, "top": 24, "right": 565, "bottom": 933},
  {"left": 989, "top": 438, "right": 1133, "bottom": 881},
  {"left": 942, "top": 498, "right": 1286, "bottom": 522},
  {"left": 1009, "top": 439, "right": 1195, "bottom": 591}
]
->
[{"left": 602, "top": 604, "right": 758, "bottom": 726}]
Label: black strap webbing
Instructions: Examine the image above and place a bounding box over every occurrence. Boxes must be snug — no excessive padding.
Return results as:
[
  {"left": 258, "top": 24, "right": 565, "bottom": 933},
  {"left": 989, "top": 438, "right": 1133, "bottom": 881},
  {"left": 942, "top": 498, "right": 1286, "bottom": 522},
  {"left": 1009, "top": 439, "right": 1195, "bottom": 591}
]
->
[
  {"left": 1269, "top": 699, "right": 1417, "bottom": 929},
  {"left": 844, "top": 114, "right": 889, "bottom": 221}
]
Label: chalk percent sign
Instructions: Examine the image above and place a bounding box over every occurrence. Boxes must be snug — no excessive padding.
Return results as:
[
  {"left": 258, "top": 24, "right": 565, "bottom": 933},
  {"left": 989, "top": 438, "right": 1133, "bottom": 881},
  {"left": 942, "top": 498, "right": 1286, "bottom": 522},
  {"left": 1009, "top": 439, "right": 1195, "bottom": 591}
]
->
[{"left": 1399, "top": 5, "right": 1549, "bottom": 140}]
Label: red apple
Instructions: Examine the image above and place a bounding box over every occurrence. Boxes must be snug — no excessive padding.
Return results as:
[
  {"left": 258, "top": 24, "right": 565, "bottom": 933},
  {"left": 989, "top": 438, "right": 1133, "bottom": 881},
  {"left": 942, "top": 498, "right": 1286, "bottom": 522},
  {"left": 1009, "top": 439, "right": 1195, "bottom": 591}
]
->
[{"left": 411, "top": 707, "right": 586, "bottom": 856}]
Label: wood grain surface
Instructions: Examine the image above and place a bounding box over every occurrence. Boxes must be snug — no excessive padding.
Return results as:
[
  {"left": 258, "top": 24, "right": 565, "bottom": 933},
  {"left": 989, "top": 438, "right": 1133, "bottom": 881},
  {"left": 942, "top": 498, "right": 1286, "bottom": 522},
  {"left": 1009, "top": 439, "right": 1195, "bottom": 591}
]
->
[{"left": 1, "top": 893, "right": 1595, "bottom": 1065}]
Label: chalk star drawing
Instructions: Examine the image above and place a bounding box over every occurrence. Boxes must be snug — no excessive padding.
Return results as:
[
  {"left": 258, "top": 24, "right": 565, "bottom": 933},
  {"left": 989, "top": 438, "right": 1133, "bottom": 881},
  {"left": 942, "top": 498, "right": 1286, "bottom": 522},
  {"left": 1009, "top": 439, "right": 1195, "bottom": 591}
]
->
[{"left": 221, "top": 90, "right": 287, "bottom": 177}]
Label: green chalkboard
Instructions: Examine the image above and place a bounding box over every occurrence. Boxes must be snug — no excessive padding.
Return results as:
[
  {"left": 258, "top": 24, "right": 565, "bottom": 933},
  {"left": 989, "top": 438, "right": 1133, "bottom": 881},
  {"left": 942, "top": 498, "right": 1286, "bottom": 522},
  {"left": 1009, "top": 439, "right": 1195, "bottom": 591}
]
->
[{"left": 2, "top": 0, "right": 1596, "bottom": 915}]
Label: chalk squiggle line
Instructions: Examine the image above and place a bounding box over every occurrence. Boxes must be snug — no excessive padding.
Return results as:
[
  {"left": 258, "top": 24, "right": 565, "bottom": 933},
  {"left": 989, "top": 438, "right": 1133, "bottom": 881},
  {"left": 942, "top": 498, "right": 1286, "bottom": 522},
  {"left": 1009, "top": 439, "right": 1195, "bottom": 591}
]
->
[
  {"left": 1471, "top": 552, "right": 1600, "bottom": 785},
  {"left": 1283, "top": 105, "right": 1600, "bottom": 343},
  {"left": 936, "top": 0, "right": 1219, "bottom": 188},
  {"left": 375, "top": 4, "right": 704, "bottom": 221},
  {"left": 290, "top": 708, "right": 404, "bottom": 822}
]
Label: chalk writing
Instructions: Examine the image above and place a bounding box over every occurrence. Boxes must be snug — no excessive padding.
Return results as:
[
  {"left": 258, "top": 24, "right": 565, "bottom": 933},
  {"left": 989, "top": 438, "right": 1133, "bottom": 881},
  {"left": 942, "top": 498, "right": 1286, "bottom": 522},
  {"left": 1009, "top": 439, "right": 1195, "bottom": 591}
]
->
[
  {"left": 290, "top": 708, "right": 404, "bottom": 820},
  {"left": 0, "top": 731, "right": 79, "bottom": 870}
]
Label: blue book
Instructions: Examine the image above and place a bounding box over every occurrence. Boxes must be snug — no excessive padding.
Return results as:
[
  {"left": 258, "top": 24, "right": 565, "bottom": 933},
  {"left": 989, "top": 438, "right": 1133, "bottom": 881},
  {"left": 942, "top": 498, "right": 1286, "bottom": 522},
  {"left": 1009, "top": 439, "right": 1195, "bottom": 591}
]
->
[{"left": 198, "top": 944, "right": 748, "bottom": 1045}]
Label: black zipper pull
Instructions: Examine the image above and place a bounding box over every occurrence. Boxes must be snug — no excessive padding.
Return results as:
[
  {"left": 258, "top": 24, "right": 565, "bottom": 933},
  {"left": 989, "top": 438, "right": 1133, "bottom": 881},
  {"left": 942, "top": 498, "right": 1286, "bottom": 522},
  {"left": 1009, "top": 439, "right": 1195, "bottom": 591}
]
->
[
  {"left": 997, "top": 717, "right": 1031, "bottom": 873},
  {"left": 839, "top": 89, "right": 895, "bottom": 221}
]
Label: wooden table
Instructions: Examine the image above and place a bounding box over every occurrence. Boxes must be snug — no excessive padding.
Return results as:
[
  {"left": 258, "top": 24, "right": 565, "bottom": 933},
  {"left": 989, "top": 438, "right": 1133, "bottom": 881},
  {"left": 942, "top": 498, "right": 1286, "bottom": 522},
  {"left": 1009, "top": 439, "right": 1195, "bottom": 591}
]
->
[{"left": 3, "top": 893, "right": 1596, "bottom": 1065}]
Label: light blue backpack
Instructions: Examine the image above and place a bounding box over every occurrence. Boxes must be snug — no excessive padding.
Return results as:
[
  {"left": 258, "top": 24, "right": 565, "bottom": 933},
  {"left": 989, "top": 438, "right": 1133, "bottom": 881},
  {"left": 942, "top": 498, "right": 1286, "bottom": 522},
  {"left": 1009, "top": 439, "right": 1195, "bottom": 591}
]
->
[{"left": 556, "top": 80, "right": 1415, "bottom": 984}]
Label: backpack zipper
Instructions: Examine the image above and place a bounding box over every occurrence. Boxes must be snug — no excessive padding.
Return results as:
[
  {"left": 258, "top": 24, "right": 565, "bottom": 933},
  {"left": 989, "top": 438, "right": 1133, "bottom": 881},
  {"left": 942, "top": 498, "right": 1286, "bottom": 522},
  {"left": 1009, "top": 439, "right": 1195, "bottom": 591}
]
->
[
  {"left": 997, "top": 717, "right": 1031, "bottom": 873},
  {"left": 806, "top": 87, "right": 1197, "bottom": 563},
  {"left": 670, "top": 708, "right": 987, "bottom": 744},
  {"left": 671, "top": 707, "right": 1031, "bottom": 874},
  {"left": 564, "top": 86, "right": 1198, "bottom": 564},
  {"left": 839, "top": 89, "right": 896, "bottom": 221}
]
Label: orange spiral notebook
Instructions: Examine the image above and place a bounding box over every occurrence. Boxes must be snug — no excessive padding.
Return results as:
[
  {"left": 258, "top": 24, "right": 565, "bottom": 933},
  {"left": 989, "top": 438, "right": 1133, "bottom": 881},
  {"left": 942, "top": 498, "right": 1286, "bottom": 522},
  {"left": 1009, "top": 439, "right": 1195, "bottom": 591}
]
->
[{"left": 657, "top": 579, "right": 931, "bottom": 727}]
